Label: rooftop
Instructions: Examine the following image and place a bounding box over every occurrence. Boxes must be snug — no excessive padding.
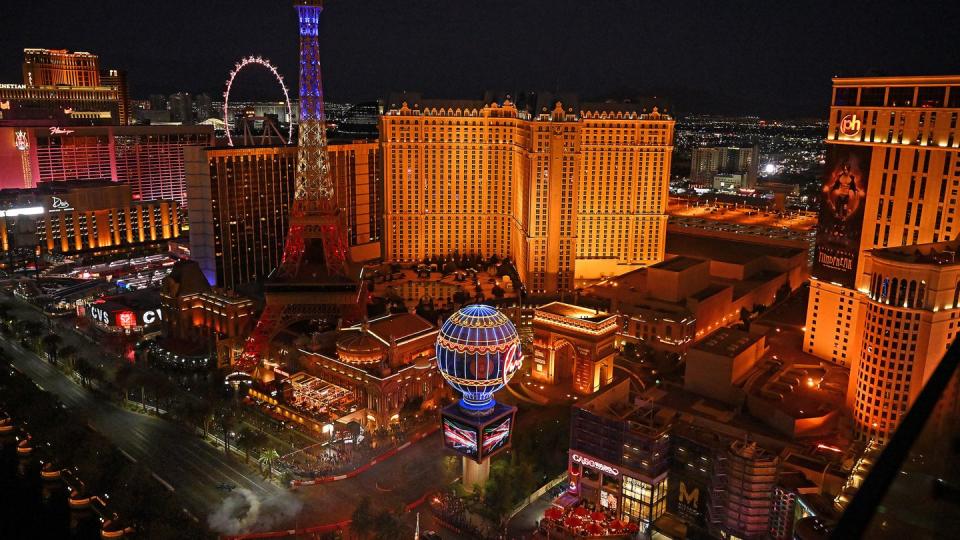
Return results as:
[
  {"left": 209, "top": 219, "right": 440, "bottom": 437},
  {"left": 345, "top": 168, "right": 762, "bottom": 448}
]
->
[
  {"left": 94, "top": 288, "right": 160, "bottom": 311},
  {"left": 689, "top": 282, "right": 730, "bottom": 302},
  {"left": 162, "top": 260, "right": 212, "bottom": 298},
  {"left": 692, "top": 327, "right": 762, "bottom": 358},
  {"left": 870, "top": 239, "right": 960, "bottom": 266},
  {"left": 365, "top": 312, "right": 436, "bottom": 345},
  {"left": 537, "top": 301, "right": 615, "bottom": 323},
  {"left": 577, "top": 379, "right": 674, "bottom": 437},
  {"left": 833, "top": 74, "right": 960, "bottom": 86},
  {"left": 644, "top": 384, "right": 793, "bottom": 450},
  {"left": 749, "top": 360, "right": 847, "bottom": 420},
  {"left": 650, "top": 255, "right": 706, "bottom": 273},
  {"left": 385, "top": 91, "right": 671, "bottom": 118},
  {"left": 0, "top": 179, "right": 117, "bottom": 198},
  {"left": 785, "top": 452, "right": 837, "bottom": 473},
  {"left": 666, "top": 231, "right": 804, "bottom": 265}
]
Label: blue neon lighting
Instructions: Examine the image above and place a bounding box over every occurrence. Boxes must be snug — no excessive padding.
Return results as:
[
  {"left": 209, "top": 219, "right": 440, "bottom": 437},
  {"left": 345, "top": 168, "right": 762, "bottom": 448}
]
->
[{"left": 436, "top": 304, "right": 523, "bottom": 413}]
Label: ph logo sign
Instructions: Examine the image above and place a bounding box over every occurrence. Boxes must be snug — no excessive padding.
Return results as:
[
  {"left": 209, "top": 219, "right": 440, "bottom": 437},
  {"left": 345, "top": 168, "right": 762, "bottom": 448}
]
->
[{"left": 840, "top": 114, "right": 862, "bottom": 137}]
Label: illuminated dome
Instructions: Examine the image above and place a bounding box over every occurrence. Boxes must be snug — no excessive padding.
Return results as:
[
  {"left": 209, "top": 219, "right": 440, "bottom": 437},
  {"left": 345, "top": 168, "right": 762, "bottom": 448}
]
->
[
  {"left": 436, "top": 304, "right": 523, "bottom": 413},
  {"left": 337, "top": 330, "right": 386, "bottom": 364}
]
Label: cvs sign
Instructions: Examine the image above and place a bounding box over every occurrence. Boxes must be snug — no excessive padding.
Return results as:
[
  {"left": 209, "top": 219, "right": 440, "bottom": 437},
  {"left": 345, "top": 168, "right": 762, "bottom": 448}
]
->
[{"left": 141, "top": 309, "right": 162, "bottom": 325}]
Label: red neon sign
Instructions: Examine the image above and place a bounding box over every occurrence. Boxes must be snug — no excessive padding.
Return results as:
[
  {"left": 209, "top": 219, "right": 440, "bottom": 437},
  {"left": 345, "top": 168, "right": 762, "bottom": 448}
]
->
[{"left": 117, "top": 311, "right": 136, "bottom": 328}]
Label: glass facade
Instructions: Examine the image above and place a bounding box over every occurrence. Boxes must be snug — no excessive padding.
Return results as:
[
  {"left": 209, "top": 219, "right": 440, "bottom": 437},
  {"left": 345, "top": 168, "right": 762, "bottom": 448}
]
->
[{"left": 621, "top": 475, "right": 668, "bottom": 527}]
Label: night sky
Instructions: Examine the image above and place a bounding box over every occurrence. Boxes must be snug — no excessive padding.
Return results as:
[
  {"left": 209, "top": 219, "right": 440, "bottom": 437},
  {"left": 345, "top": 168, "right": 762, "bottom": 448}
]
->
[{"left": 3, "top": 0, "right": 958, "bottom": 117}]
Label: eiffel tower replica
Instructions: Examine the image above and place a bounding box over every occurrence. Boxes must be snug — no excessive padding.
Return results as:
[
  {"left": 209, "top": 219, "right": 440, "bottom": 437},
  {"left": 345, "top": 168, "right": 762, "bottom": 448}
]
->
[{"left": 240, "top": 0, "right": 364, "bottom": 371}]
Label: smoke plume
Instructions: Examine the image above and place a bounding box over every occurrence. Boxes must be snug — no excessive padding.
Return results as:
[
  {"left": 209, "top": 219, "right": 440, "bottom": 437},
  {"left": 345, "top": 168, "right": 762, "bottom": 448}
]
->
[{"left": 207, "top": 488, "right": 303, "bottom": 535}]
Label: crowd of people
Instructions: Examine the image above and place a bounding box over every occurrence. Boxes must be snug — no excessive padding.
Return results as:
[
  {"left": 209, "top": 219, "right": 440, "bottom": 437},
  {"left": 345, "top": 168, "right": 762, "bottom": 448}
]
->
[
  {"left": 278, "top": 440, "right": 366, "bottom": 478},
  {"left": 430, "top": 491, "right": 503, "bottom": 540}
]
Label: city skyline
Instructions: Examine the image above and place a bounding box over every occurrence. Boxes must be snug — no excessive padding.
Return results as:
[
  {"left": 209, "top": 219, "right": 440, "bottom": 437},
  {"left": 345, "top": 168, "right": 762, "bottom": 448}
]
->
[
  {"left": 1, "top": 0, "right": 957, "bottom": 117},
  {"left": 3, "top": 2, "right": 960, "bottom": 539}
]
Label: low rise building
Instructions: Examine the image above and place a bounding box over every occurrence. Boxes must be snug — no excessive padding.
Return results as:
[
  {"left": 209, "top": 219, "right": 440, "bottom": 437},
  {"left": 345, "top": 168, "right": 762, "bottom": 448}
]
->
[
  {"left": 568, "top": 379, "right": 799, "bottom": 539},
  {"left": 712, "top": 172, "right": 749, "bottom": 192},
  {"left": 531, "top": 301, "right": 617, "bottom": 394},
  {"left": 83, "top": 288, "right": 163, "bottom": 336},
  {"left": 294, "top": 312, "right": 447, "bottom": 429},
  {"left": 569, "top": 379, "right": 673, "bottom": 531},
  {"left": 160, "top": 260, "right": 256, "bottom": 368},
  {"left": 585, "top": 229, "right": 806, "bottom": 354},
  {"left": 684, "top": 327, "right": 767, "bottom": 405},
  {"left": 0, "top": 180, "right": 179, "bottom": 257},
  {"left": 745, "top": 361, "right": 846, "bottom": 439}
]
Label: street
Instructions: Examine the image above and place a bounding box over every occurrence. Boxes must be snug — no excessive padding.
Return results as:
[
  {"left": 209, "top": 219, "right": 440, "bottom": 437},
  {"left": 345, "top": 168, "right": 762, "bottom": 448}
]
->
[
  {"left": 1, "top": 326, "right": 467, "bottom": 536},
  {"left": 1, "top": 335, "right": 281, "bottom": 518}
]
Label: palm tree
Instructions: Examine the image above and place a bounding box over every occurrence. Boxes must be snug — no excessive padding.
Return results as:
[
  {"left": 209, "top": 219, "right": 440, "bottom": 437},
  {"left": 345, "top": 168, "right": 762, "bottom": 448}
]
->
[
  {"left": 198, "top": 401, "right": 214, "bottom": 437},
  {"left": 183, "top": 400, "right": 213, "bottom": 437},
  {"left": 41, "top": 333, "right": 62, "bottom": 362},
  {"left": 18, "top": 320, "right": 43, "bottom": 350},
  {"left": 113, "top": 362, "right": 135, "bottom": 403},
  {"left": 215, "top": 405, "right": 239, "bottom": 455},
  {"left": 739, "top": 307, "right": 752, "bottom": 330},
  {"left": 58, "top": 345, "right": 78, "bottom": 368},
  {"left": 74, "top": 358, "right": 93, "bottom": 386},
  {"left": 0, "top": 303, "right": 12, "bottom": 332},
  {"left": 372, "top": 509, "right": 407, "bottom": 539},
  {"left": 236, "top": 426, "right": 265, "bottom": 463},
  {"left": 351, "top": 497, "right": 374, "bottom": 539},
  {"left": 152, "top": 375, "right": 176, "bottom": 413},
  {"left": 258, "top": 448, "right": 280, "bottom": 478}
]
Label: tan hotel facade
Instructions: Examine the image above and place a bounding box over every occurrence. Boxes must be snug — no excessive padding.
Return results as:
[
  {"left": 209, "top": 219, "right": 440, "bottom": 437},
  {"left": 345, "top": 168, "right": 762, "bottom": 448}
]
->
[
  {"left": 0, "top": 181, "right": 178, "bottom": 255},
  {"left": 851, "top": 241, "right": 960, "bottom": 442},
  {"left": 803, "top": 75, "right": 960, "bottom": 442},
  {"left": 380, "top": 94, "right": 673, "bottom": 293}
]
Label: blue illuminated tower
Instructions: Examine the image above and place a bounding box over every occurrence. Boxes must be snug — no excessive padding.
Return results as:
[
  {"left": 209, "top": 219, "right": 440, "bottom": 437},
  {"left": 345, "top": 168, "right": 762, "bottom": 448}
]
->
[
  {"left": 437, "top": 304, "right": 522, "bottom": 489},
  {"left": 241, "top": 1, "right": 362, "bottom": 371},
  {"left": 293, "top": 0, "right": 335, "bottom": 208}
]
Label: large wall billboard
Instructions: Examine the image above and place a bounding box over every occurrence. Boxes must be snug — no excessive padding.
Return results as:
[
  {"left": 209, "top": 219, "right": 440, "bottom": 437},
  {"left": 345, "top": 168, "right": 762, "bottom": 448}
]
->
[
  {"left": 480, "top": 414, "right": 512, "bottom": 459},
  {"left": 442, "top": 416, "right": 479, "bottom": 460},
  {"left": 812, "top": 144, "right": 872, "bottom": 288}
]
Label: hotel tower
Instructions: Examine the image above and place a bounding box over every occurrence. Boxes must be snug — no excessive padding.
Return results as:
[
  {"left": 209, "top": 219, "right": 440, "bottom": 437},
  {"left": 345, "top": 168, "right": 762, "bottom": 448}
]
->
[
  {"left": 804, "top": 76, "right": 960, "bottom": 442},
  {"left": 381, "top": 93, "right": 674, "bottom": 293}
]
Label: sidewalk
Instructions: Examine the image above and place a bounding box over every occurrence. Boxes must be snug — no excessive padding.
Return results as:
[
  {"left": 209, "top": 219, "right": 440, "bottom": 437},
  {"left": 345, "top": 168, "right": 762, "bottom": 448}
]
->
[{"left": 507, "top": 490, "right": 557, "bottom": 539}]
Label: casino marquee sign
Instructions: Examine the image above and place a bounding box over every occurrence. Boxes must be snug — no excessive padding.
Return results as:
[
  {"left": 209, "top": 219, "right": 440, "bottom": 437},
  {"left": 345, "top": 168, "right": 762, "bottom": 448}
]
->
[{"left": 571, "top": 451, "right": 620, "bottom": 477}]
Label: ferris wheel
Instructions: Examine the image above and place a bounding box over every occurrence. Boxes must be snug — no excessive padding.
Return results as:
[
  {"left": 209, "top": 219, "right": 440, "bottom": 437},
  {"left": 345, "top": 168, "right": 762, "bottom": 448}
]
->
[{"left": 222, "top": 55, "right": 293, "bottom": 147}]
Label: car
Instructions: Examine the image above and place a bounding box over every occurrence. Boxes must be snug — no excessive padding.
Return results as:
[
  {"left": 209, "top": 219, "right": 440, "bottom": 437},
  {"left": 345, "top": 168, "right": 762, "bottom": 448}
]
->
[
  {"left": 421, "top": 532, "right": 442, "bottom": 540},
  {"left": 216, "top": 482, "right": 237, "bottom": 491}
]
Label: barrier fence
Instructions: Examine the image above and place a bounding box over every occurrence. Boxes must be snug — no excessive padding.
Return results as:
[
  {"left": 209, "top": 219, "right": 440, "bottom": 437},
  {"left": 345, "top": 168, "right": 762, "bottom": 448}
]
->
[{"left": 289, "top": 426, "right": 438, "bottom": 487}]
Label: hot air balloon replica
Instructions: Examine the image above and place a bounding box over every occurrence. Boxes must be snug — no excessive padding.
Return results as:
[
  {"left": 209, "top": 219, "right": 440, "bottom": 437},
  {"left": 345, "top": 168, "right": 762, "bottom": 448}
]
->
[{"left": 436, "top": 304, "right": 522, "bottom": 489}]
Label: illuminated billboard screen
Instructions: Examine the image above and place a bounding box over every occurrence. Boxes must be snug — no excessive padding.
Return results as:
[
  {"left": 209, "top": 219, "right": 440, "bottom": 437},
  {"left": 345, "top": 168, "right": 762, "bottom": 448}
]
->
[
  {"left": 442, "top": 417, "right": 478, "bottom": 460},
  {"left": 117, "top": 311, "right": 137, "bottom": 328},
  {"left": 669, "top": 478, "right": 707, "bottom": 525},
  {"left": 812, "top": 144, "right": 872, "bottom": 288},
  {"left": 480, "top": 414, "right": 512, "bottom": 459}
]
